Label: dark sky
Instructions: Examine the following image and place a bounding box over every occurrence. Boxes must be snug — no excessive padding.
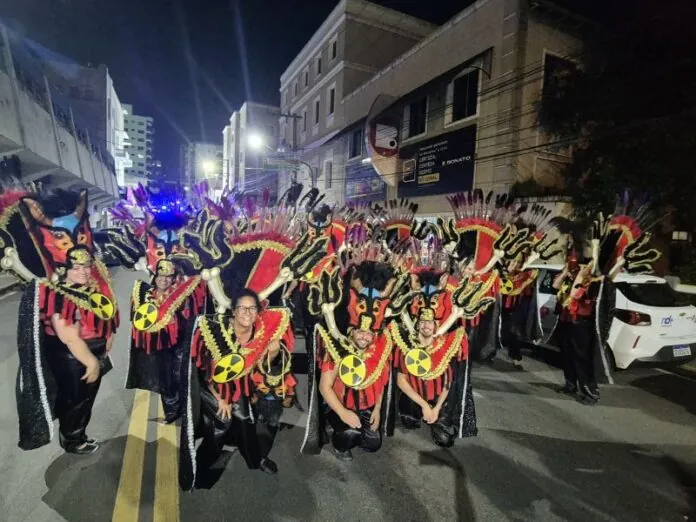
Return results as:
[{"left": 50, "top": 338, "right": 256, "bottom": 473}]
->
[{"left": 0, "top": 0, "right": 470, "bottom": 177}]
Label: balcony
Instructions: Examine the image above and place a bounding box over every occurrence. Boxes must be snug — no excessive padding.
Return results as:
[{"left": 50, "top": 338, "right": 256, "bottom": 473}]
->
[{"left": 0, "top": 25, "right": 118, "bottom": 208}]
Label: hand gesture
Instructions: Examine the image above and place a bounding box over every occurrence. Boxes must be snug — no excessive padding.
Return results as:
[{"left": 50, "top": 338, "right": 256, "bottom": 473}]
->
[
  {"left": 82, "top": 357, "right": 101, "bottom": 384},
  {"left": 340, "top": 409, "right": 362, "bottom": 430},
  {"left": 369, "top": 409, "right": 381, "bottom": 431},
  {"left": 216, "top": 398, "right": 233, "bottom": 421},
  {"left": 421, "top": 405, "right": 437, "bottom": 424}
]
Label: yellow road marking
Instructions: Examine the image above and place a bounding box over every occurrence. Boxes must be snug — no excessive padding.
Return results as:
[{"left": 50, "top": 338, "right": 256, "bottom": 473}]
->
[
  {"left": 112, "top": 389, "right": 150, "bottom": 522},
  {"left": 154, "top": 401, "right": 180, "bottom": 522}
]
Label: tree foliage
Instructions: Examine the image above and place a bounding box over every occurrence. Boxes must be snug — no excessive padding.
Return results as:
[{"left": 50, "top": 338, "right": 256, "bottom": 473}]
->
[{"left": 538, "top": 1, "right": 696, "bottom": 227}]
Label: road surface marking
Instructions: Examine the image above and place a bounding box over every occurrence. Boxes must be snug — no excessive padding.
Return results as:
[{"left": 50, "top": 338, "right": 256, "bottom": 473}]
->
[
  {"left": 154, "top": 400, "right": 180, "bottom": 522},
  {"left": 112, "top": 389, "right": 150, "bottom": 522}
]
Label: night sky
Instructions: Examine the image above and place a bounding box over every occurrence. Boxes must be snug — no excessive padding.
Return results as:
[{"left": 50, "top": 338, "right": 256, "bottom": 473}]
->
[{"left": 0, "top": 0, "right": 472, "bottom": 178}]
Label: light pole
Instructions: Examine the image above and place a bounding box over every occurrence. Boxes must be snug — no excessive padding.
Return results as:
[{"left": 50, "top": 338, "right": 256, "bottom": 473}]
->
[{"left": 247, "top": 132, "right": 315, "bottom": 188}]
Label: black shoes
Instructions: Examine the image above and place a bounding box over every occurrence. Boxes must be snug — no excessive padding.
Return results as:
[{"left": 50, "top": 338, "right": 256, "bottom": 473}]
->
[
  {"left": 512, "top": 360, "right": 524, "bottom": 371},
  {"left": 260, "top": 457, "right": 278, "bottom": 474},
  {"left": 556, "top": 384, "right": 577, "bottom": 395},
  {"left": 66, "top": 441, "right": 100, "bottom": 455},
  {"left": 334, "top": 448, "right": 353, "bottom": 462},
  {"left": 579, "top": 395, "right": 598, "bottom": 406}
]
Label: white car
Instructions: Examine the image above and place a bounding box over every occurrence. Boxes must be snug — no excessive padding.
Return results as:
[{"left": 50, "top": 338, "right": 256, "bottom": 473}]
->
[{"left": 528, "top": 265, "right": 696, "bottom": 373}]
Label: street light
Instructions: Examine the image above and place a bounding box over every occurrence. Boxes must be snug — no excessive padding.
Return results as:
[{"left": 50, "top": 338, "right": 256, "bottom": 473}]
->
[
  {"left": 201, "top": 160, "right": 215, "bottom": 173},
  {"left": 247, "top": 133, "right": 266, "bottom": 151}
]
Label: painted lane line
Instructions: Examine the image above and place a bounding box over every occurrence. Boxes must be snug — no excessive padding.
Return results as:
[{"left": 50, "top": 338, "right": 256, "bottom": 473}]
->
[
  {"left": 112, "top": 389, "right": 150, "bottom": 522},
  {"left": 154, "top": 401, "right": 180, "bottom": 522}
]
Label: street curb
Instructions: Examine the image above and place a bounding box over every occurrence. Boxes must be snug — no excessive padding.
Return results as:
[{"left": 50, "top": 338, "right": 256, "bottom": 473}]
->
[{"left": 0, "top": 281, "right": 22, "bottom": 298}]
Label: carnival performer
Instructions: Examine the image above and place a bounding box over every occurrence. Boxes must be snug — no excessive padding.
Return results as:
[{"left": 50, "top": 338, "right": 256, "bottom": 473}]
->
[
  {"left": 550, "top": 193, "right": 662, "bottom": 404},
  {"left": 0, "top": 189, "right": 119, "bottom": 453},
  {"left": 191, "top": 288, "right": 294, "bottom": 476},
  {"left": 128, "top": 259, "right": 200, "bottom": 423},
  {"left": 177, "top": 193, "right": 328, "bottom": 490},
  {"left": 304, "top": 230, "right": 414, "bottom": 460}
]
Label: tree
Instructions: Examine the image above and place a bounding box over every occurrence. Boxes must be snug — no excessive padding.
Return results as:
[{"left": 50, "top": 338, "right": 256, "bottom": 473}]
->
[{"left": 537, "top": 0, "right": 696, "bottom": 228}]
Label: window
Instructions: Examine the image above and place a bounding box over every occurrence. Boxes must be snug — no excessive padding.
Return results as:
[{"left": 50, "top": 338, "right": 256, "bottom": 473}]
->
[
  {"left": 404, "top": 96, "right": 427, "bottom": 138},
  {"left": 302, "top": 108, "right": 308, "bottom": 132},
  {"left": 282, "top": 90, "right": 287, "bottom": 107},
  {"left": 447, "top": 69, "right": 480, "bottom": 123},
  {"left": 542, "top": 53, "right": 577, "bottom": 101},
  {"left": 293, "top": 81, "right": 298, "bottom": 98},
  {"left": 314, "top": 98, "right": 320, "bottom": 125},
  {"left": 328, "top": 86, "right": 335, "bottom": 115},
  {"left": 349, "top": 128, "right": 363, "bottom": 158},
  {"left": 330, "top": 37, "right": 338, "bottom": 60},
  {"left": 316, "top": 55, "right": 322, "bottom": 75},
  {"left": 303, "top": 69, "right": 309, "bottom": 88},
  {"left": 324, "top": 161, "right": 333, "bottom": 189}
]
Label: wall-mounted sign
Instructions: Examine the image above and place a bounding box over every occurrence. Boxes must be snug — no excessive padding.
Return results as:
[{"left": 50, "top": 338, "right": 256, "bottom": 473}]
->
[
  {"left": 397, "top": 124, "right": 476, "bottom": 198},
  {"left": 345, "top": 162, "right": 387, "bottom": 202}
]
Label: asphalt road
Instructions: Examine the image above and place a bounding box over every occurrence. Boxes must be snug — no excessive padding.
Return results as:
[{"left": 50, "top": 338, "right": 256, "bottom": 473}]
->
[{"left": 0, "top": 269, "right": 695, "bottom": 521}]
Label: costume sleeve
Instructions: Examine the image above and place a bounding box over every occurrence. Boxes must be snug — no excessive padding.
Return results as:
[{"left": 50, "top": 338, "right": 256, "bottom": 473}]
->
[{"left": 38, "top": 283, "right": 78, "bottom": 328}]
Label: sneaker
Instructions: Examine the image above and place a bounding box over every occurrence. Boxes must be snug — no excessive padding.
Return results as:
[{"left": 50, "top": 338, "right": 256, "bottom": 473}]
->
[
  {"left": 334, "top": 448, "right": 353, "bottom": 462},
  {"left": 259, "top": 457, "right": 278, "bottom": 474},
  {"left": 579, "top": 395, "right": 598, "bottom": 406},
  {"left": 556, "top": 384, "right": 577, "bottom": 395},
  {"left": 66, "top": 441, "right": 99, "bottom": 455}
]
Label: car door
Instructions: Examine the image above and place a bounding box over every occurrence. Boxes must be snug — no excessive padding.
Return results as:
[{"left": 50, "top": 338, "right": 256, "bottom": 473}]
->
[{"left": 535, "top": 268, "right": 560, "bottom": 341}]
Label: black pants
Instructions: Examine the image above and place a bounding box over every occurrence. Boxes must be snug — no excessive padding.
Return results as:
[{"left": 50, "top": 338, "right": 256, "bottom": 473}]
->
[
  {"left": 197, "top": 389, "right": 280, "bottom": 472},
  {"left": 44, "top": 336, "right": 105, "bottom": 449},
  {"left": 158, "top": 348, "right": 183, "bottom": 418},
  {"left": 559, "top": 318, "right": 599, "bottom": 399},
  {"left": 399, "top": 393, "right": 457, "bottom": 448},
  {"left": 326, "top": 407, "right": 381, "bottom": 453},
  {"left": 500, "top": 307, "right": 522, "bottom": 361}
]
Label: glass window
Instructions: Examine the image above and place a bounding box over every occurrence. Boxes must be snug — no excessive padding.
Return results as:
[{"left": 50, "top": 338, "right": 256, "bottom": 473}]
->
[
  {"left": 324, "top": 161, "right": 333, "bottom": 189},
  {"left": 331, "top": 39, "right": 337, "bottom": 60},
  {"left": 452, "top": 70, "right": 479, "bottom": 121},
  {"left": 317, "top": 56, "right": 322, "bottom": 75},
  {"left": 328, "top": 87, "right": 335, "bottom": 115},
  {"left": 314, "top": 99, "right": 320, "bottom": 124},
  {"left": 302, "top": 108, "right": 308, "bottom": 132},
  {"left": 304, "top": 70, "right": 309, "bottom": 87},
  {"left": 543, "top": 54, "right": 577, "bottom": 101},
  {"left": 349, "top": 128, "right": 363, "bottom": 158},
  {"left": 615, "top": 282, "right": 688, "bottom": 307},
  {"left": 407, "top": 97, "right": 427, "bottom": 137}
]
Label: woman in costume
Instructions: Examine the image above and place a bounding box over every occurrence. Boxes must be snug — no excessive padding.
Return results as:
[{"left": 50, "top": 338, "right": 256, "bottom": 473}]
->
[{"left": 0, "top": 189, "right": 119, "bottom": 453}]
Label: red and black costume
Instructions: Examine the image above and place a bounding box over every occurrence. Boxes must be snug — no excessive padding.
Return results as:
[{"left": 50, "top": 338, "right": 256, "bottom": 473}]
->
[
  {"left": 390, "top": 308, "right": 468, "bottom": 447},
  {"left": 190, "top": 307, "right": 295, "bottom": 477},
  {"left": 0, "top": 190, "right": 119, "bottom": 451},
  {"left": 127, "top": 260, "right": 200, "bottom": 421}
]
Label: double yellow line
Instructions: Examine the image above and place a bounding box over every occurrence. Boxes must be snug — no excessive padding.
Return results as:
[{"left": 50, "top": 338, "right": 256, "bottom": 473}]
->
[{"left": 112, "top": 389, "right": 180, "bottom": 522}]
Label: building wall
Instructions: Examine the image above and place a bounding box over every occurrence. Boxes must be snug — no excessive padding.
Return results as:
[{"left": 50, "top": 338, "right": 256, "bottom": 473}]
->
[
  {"left": 123, "top": 103, "right": 154, "bottom": 183},
  {"left": 181, "top": 142, "right": 223, "bottom": 187}
]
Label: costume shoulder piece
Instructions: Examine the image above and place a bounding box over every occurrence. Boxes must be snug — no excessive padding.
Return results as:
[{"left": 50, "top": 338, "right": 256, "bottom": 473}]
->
[
  {"left": 316, "top": 324, "right": 393, "bottom": 391},
  {"left": 195, "top": 308, "right": 291, "bottom": 383},
  {"left": 389, "top": 322, "right": 465, "bottom": 380},
  {"left": 132, "top": 276, "right": 201, "bottom": 333}
]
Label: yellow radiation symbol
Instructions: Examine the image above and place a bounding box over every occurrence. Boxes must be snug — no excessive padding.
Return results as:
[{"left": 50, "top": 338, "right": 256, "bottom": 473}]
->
[
  {"left": 501, "top": 278, "right": 514, "bottom": 295},
  {"left": 405, "top": 348, "right": 432, "bottom": 377},
  {"left": 213, "top": 353, "right": 246, "bottom": 383},
  {"left": 133, "top": 302, "right": 158, "bottom": 331},
  {"left": 338, "top": 354, "right": 367, "bottom": 387},
  {"left": 89, "top": 293, "right": 115, "bottom": 320}
]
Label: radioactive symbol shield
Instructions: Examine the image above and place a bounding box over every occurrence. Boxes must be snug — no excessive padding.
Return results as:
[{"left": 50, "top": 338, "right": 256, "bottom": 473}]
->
[
  {"left": 89, "top": 293, "right": 115, "bottom": 320},
  {"left": 338, "top": 354, "right": 367, "bottom": 387},
  {"left": 133, "top": 302, "right": 158, "bottom": 331},
  {"left": 500, "top": 278, "right": 514, "bottom": 295},
  {"left": 213, "top": 353, "right": 246, "bottom": 383},
  {"left": 405, "top": 348, "right": 432, "bottom": 377}
]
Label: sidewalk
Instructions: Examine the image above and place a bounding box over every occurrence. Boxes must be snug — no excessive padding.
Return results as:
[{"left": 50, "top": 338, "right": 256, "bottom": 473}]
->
[{"left": 0, "top": 274, "right": 21, "bottom": 297}]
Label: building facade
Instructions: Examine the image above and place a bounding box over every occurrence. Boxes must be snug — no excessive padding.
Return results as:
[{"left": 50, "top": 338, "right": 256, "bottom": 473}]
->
[
  {"left": 122, "top": 104, "right": 154, "bottom": 186},
  {"left": 0, "top": 23, "right": 118, "bottom": 206},
  {"left": 222, "top": 102, "right": 280, "bottom": 195},
  {"left": 278, "top": 0, "right": 436, "bottom": 205},
  {"left": 279, "top": 0, "right": 584, "bottom": 215},
  {"left": 180, "top": 142, "right": 223, "bottom": 189}
]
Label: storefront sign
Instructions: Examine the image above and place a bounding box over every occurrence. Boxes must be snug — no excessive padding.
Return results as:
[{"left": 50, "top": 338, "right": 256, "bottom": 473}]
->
[
  {"left": 345, "top": 162, "right": 387, "bottom": 202},
  {"left": 397, "top": 125, "right": 476, "bottom": 198}
]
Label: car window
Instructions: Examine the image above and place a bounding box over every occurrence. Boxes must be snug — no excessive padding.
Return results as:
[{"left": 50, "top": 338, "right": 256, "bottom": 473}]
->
[
  {"left": 615, "top": 282, "right": 689, "bottom": 307},
  {"left": 538, "top": 270, "right": 560, "bottom": 295}
]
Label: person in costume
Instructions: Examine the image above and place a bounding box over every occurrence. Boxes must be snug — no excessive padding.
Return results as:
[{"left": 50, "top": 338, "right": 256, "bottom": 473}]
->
[
  {"left": 128, "top": 258, "right": 200, "bottom": 423},
  {"left": 176, "top": 194, "right": 328, "bottom": 490},
  {"left": 550, "top": 194, "right": 662, "bottom": 404},
  {"left": 191, "top": 288, "right": 294, "bottom": 476},
  {"left": 392, "top": 307, "right": 465, "bottom": 447},
  {"left": 0, "top": 189, "right": 119, "bottom": 453}
]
